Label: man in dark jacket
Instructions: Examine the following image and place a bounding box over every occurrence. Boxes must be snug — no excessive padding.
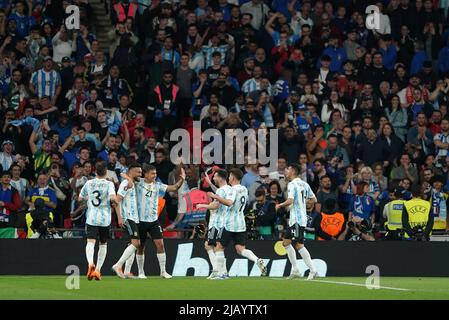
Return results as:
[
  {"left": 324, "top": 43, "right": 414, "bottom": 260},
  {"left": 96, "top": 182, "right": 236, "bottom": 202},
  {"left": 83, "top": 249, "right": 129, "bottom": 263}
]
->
[
  {"left": 278, "top": 126, "right": 306, "bottom": 163},
  {"left": 150, "top": 70, "right": 180, "bottom": 141},
  {"left": 356, "top": 128, "right": 389, "bottom": 166}
]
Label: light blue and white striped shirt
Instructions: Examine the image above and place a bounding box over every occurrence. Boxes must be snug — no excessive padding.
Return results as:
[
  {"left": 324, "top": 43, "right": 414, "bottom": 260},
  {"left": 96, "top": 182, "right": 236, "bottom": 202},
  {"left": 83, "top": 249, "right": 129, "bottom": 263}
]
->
[
  {"left": 79, "top": 178, "right": 116, "bottom": 227},
  {"left": 161, "top": 48, "right": 180, "bottom": 68},
  {"left": 118, "top": 179, "right": 139, "bottom": 223},
  {"left": 0, "top": 152, "right": 14, "bottom": 171},
  {"left": 30, "top": 69, "right": 61, "bottom": 98},
  {"left": 287, "top": 178, "right": 316, "bottom": 227},
  {"left": 10, "top": 178, "right": 29, "bottom": 201},
  {"left": 136, "top": 179, "right": 167, "bottom": 223},
  {"left": 201, "top": 45, "right": 229, "bottom": 68},
  {"left": 209, "top": 184, "right": 233, "bottom": 230},
  {"left": 225, "top": 184, "right": 248, "bottom": 232},
  {"left": 241, "top": 78, "right": 272, "bottom": 95}
]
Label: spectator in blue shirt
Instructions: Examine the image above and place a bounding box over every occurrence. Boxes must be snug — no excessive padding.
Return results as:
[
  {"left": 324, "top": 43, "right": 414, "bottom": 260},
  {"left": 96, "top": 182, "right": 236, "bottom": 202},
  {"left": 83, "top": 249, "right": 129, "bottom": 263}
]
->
[
  {"left": 8, "top": 0, "right": 36, "bottom": 38},
  {"left": 437, "top": 37, "right": 449, "bottom": 75},
  {"left": 51, "top": 112, "right": 72, "bottom": 145},
  {"left": 410, "top": 41, "right": 428, "bottom": 75},
  {"left": 317, "top": 34, "right": 347, "bottom": 73},
  {"left": 349, "top": 181, "right": 375, "bottom": 223}
]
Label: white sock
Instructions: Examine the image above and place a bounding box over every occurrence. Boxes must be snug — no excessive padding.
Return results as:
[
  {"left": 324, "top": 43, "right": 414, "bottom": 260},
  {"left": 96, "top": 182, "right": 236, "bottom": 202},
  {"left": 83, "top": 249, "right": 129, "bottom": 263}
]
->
[
  {"left": 85, "top": 242, "right": 95, "bottom": 265},
  {"left": 157, "top": 252, "right": 166, "bottom": 274},
  {"left": 285, "top": 245, "right": 299, "bottom": 273},
  {"left": 207, "top": 249, "right": 218, "bottom": 272},
  {"left": 96, "top": 244, "right": 107, "bottom": 272},
  {"left": 299, "top": 247, "right": 316, "bottom": 273},
  {"left": 215, "top": 250, "right": 226, "bottom": 274},
  {"left": 240, "top": 249, "right": 259, "bottom": 263},
  {"left": 136, "top": 254, "right": 145, "bottom": 276},
  {"left": 124, "top": 252, "right": 135, "bottom": 274},
  {"left": 116, "top": 245, "right": 137, "bottom": 267}
]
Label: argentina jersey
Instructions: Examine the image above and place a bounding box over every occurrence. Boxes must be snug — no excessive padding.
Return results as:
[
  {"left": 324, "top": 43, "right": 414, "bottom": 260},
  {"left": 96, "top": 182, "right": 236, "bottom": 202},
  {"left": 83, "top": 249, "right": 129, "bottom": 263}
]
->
[
  {"left": 225, "top": 184, "right": 248, "bottom": 232},
  {"left": 79, "top": 178, "right": 116, "bottom": 227},
  {"left": 287, "top": 178, "right": 316, "bottom": 227},
  {"left": 117, "top": 179, "right": 139, "bottom": 223},
  {"left": 136, "top": 180, "right": 167, "bottom": 223},
  {"left": 208, "top": 185, "right": 233, "bottom": 230}
]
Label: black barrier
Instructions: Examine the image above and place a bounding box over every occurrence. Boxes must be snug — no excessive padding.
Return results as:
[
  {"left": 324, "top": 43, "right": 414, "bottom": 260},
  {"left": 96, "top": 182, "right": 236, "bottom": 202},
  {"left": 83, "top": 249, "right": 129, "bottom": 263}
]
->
[{"left": 1, "top": 239, "right": 449, "bottom": 276}]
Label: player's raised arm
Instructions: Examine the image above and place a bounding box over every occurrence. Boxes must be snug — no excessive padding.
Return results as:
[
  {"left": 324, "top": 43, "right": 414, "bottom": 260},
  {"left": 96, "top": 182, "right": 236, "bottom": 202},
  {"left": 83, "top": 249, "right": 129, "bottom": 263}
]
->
[
  {"left": 204, "top": 168, "right": 218, "bottom": 192},
  {"left": 166, "top": 167, "right": 186, "bottom": 192},
  {"left": 120, "top": 172, "right": 136, "bottom": 188}
]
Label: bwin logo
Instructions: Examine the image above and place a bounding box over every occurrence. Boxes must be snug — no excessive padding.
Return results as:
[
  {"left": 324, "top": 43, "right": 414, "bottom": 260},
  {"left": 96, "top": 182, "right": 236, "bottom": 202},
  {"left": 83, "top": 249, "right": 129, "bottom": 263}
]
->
[
  {"left": 365, "top": 5, "right": 381, "bottom": 31},
  {"left": 65, "top": 5, "right": 80, "bottom": 30}
]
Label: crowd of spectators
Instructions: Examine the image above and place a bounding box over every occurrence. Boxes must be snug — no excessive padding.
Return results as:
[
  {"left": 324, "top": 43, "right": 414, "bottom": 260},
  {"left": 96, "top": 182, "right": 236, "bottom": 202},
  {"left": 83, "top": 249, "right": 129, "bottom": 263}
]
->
[{"left": 0, "top": 0, "right": 449, "bottom": 240}]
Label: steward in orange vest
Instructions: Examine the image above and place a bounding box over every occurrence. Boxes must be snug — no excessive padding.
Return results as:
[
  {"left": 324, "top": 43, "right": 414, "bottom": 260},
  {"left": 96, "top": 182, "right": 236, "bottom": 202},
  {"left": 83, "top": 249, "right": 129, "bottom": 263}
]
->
[
  {"left": 113, "top": 0, "right": 138, "bottom": 23},
  {"left": 314, "top": 198, "right": 346, "bottom": 240}
]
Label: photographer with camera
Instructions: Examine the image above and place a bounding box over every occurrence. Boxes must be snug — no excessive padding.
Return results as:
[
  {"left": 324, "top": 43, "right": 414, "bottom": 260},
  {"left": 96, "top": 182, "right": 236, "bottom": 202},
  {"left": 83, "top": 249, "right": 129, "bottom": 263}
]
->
[
  {"left": 0, "top": 170, "right": 22, "bottom": 228},
  {"left": 338, "top": 215, "right": 375, "bottom": 241},
  {"left": 26, "top": 198, "right": 60, "bottom": 239},
  {"left": 249, "top": 189, "right": 276, "bottom": 240},
  {"left": 402, "top": 184, "right": 434, "bottom": 241}
]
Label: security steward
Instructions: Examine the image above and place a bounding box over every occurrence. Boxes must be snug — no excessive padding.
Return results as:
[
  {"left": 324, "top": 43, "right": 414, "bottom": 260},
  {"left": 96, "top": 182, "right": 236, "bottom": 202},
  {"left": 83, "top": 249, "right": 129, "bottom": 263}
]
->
[
  {"left": 314, "top": 198, "right": 346, "bottom": 240},
  {"left": 402, "top": 184, "right": 434, "bottom": 241},
  {"left": 383, "top": 187, "right": 406, "bottom": 240}
]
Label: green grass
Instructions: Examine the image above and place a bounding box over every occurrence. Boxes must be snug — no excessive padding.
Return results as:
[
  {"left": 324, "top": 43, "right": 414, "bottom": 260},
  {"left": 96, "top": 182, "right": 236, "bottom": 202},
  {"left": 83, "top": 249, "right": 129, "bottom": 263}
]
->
[{"left": 1, "top": 276, "right": 449, "bottom": 300}]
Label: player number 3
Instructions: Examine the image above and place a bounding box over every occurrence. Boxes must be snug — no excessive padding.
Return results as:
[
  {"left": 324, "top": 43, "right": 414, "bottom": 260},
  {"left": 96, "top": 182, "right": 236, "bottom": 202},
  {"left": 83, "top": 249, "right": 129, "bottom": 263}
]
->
[{"left": 91, "top": 190, "right": 102, "bottom": 207}]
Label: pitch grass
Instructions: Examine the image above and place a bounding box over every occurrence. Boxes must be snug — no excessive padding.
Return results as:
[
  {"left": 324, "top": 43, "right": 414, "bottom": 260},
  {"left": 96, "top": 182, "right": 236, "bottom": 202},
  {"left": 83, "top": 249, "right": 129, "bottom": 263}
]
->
[{"left": 1, "top": 276, "right": 449, "bottom": 300}]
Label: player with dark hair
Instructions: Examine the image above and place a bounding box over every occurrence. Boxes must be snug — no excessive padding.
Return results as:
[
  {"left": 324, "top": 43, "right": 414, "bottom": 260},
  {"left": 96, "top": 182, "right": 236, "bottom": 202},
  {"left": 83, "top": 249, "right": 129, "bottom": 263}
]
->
[
  {"left": 78, "top": 161, "right": 120, "bottom": 281},
  {"left": 276, "top": 164, "right": 318, "bottom": 280},
  {"left": 209, "top": 168, "right": 268, "bottom": 277},
  {"left": 120, "top": 164, "right": 186, "bottom": 278}
]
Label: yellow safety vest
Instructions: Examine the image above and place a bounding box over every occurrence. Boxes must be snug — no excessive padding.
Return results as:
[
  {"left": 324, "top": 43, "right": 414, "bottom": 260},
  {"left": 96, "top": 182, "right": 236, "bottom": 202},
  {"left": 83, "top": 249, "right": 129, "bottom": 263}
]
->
[
  {"left": 403, "top": 198, "right": 431, "bottom": 238},
  {"left": 384, "top": 200, "right": 404, "bottom": 231}
]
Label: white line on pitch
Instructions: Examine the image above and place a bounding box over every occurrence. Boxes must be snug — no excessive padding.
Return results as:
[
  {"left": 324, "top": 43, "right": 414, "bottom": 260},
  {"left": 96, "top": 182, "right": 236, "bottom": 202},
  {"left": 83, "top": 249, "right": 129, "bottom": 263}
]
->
[{"left": 306, "top": 279, "right": 411, "bottom": 291}]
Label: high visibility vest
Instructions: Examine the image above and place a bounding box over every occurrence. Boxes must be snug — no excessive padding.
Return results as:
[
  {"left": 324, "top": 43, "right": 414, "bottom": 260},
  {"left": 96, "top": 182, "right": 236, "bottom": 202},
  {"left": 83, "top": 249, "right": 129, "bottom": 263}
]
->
[
  {"left": 318, "top": 212, "right": 345, "bottom": 240},
  {"left": 404, "top": 198, "right": 431, "bottom": 232},
  {"left": 114, "top": 2, "right": 138, "bottom": 22},
  {"left": 384, "top": 200, "right": 405, "bottom": 231},
  {"left": 154, "top": 84, "right": 179, "bottom": 104}
]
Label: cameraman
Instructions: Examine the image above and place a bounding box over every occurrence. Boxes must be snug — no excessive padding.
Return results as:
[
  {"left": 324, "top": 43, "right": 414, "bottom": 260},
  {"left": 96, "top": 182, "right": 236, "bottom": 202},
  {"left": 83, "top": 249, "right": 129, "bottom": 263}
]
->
[
  {"left": 402, "top": 184, "right": 434, "bottom": 241},
  {"left": 26, "top": 198, "right": 60, "bottom": 239},
  {"left": 338, "top": 216, "right": 375, "bottom": 241},
  {"left": 250, "top": 189, "right": 276, "bottom": 240}
]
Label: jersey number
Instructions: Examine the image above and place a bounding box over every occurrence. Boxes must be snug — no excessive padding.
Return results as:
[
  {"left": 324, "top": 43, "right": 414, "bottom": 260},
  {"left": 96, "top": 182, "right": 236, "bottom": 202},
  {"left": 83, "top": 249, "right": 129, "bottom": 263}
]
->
[
  {"left": 91, "top": 191, "right": 102, "bottom": 207},
  {"left": 301, "top": 191, "right": 307, "bottom": 207},
  {"left": 239, "top": 196, "right": 246, "bottom": 212},
  {"left": 146, "top": 190, "right": 153, "bottom": 198}
]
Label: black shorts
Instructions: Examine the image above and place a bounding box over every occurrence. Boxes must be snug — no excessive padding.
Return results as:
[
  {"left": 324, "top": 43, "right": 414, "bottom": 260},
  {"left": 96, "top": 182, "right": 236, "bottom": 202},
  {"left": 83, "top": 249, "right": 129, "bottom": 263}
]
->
[
  {"left": 284, "top": 223, "right": 305, "bottom": 244},
  {"left": 218, "top": 229, "right": 246, "bottom": 247},
  {"left": 85, "top": 224, "right": 110, "bottom": 243},
  {"left": 123, "top": 219, "right": 140, "bottom": 239},
  {"left": 139, "top": 221, "right": 163, "bottom": 244},
  {"left": 206, "top": 227, "right": 222, "bottom": 246}
]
